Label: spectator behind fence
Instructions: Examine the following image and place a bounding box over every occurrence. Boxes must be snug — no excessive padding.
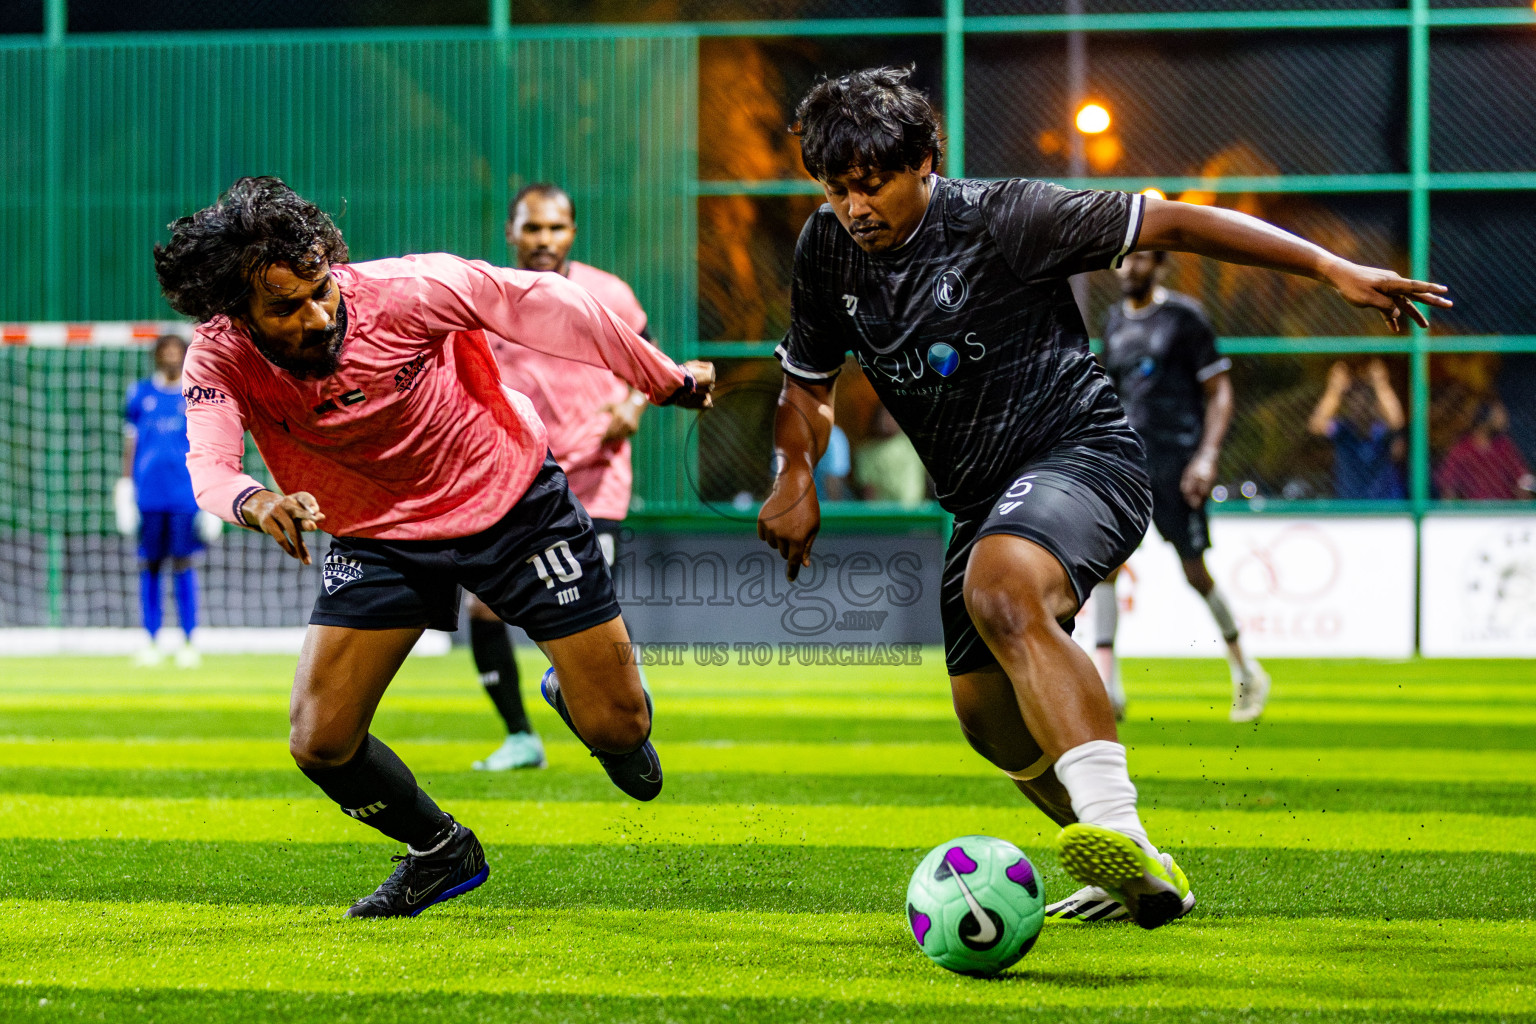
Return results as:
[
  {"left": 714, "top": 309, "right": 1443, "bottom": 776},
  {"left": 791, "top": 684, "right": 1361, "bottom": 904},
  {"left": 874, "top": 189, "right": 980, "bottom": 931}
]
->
[
  {"left": 1307, "top": 359, "right": 1407, "bottom": 499},
  {"left": 854, "top": 407, "right": 928, "bottom": 507},
  {"left": 1435, "top": 401, "right": 1536, "bottom": 500}
]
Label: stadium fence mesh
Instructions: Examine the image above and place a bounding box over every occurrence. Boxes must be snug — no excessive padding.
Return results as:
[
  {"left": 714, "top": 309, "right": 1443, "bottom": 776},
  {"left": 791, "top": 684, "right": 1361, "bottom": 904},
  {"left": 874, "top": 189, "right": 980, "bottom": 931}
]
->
[
  {"left": 3, "top": 8, "right": 1534, "bottom": 633},
  {"left": 0, "top": 330, "right": 326, "bottom": 629}
]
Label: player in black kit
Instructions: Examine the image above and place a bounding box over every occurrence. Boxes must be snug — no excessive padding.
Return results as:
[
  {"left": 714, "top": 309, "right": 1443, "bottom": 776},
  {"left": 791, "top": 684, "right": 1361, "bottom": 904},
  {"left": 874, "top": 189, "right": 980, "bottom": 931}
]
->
[
  {"left": 758, "top": 66, "right": 1450, "bottom": 930},
  {"left": 1094, "top": 250, "right": 1269, "bottom": 727}
]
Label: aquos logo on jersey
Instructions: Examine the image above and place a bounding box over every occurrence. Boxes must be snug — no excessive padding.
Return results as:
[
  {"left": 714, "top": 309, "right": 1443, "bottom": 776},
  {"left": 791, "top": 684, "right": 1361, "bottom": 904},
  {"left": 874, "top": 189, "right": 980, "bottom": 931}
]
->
[
  {"left": 865, "top": 333, "right": 988, "bottom": 385},
  {"left": 323, "top": 554, "right": 364, "bottom": 595},
  {"left": 933, "top": 268, "right": 969, "bottom": 312},
  {"left": 927, "top": 342, "right": 960, "bottom": 377}
]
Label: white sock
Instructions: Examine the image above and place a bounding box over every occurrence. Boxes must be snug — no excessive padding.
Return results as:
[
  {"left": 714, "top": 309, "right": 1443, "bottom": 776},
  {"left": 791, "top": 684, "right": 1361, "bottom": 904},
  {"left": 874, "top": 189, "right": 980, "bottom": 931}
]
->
[
  {"left": 1204, "top": 586, "right": 1240, "bottom": 644},
  {"left": 1053, "top": 740, "right": 1154, "bottom": 855}
]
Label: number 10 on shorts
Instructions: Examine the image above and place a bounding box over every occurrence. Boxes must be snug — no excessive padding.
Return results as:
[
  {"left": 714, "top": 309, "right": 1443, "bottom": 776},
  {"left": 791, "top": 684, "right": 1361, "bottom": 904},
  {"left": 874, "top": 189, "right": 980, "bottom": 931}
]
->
[{"left": 527, "top": 541, "right": 583, "bottom": 589}]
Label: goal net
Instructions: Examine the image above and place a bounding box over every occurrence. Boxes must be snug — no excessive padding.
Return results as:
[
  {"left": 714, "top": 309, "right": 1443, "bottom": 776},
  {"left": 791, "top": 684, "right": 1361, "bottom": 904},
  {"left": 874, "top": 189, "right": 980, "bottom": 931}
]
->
[{"left": 1, "top": 322, "right": 331, "bottom": 649}]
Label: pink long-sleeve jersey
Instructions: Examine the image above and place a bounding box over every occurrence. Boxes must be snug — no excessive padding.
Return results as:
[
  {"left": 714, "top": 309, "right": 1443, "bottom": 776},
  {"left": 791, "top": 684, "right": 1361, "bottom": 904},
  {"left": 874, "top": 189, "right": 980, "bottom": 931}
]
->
[
  {"left": 487, "top": 261, "right": 648, "bottom": 521},
  {"left": 182, "top": 252, "right": 689, "bottom": 541}
]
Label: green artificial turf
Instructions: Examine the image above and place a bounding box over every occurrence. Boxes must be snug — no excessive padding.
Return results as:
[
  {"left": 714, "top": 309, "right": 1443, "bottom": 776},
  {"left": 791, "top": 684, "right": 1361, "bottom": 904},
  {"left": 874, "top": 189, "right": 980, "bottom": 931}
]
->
[{"left": 0, "top": 653, "right": 1532, "bottom": 1022}]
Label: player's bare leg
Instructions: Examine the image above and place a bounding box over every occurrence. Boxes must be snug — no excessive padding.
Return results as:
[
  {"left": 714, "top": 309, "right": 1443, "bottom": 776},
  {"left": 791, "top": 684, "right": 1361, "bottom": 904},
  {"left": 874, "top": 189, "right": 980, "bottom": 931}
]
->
[
  {"left": 1181, "top": 555, "right": 1269, "bottom": 722},
  {"left": 535, "top": 613, "right": 661, "bottom": 800},
  {"left": 962, "top": 536, "right": 1117, "bottom": 757},
  {"left": 959, "top": 534, "right": 1192, "bottom": 929},
  {"left": 946, "top": 677, "right": 1146, "bottom": 926},
  {"left": 290, "top": 624, "right": 488, "bottom": 917},
  {"left": 950, "top": 665, "right": 1073, "bottom": 825},
  {"left": 289, "top": 625, "right": 421, "bottom": 768}
]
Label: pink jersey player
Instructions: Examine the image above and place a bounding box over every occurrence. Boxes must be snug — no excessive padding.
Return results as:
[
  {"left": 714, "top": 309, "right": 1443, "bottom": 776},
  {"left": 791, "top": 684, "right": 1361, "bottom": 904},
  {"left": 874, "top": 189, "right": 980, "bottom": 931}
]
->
[
  {"left": 486, "top": 260, "right": 649, "bottom": 523},
  {"left": 155, "top": 177, "right": 712, "bottom": 919},
  {"left": 183, "top": 252, "right": 687, "bottom": 540}
]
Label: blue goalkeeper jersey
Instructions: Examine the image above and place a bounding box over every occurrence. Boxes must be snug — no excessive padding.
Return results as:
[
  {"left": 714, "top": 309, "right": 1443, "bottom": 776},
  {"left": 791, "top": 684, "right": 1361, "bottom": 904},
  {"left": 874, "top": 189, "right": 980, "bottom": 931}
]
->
[{"left": 125, "top": 376, "right": 198, "bottom": 513}]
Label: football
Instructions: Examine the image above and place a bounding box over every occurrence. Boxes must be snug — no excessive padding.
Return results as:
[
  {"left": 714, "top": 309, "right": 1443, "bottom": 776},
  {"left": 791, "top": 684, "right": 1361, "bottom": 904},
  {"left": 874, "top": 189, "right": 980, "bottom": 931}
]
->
[{"left": 905, "top": 835, "right": 1046, "bottom": 976}]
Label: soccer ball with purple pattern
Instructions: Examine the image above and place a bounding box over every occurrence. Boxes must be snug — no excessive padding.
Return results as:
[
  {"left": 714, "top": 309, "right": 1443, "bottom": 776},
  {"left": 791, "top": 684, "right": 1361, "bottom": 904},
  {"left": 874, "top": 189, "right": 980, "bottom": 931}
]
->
[{"left": 905, "top": 835, "right": 1046, "bottom": 976}]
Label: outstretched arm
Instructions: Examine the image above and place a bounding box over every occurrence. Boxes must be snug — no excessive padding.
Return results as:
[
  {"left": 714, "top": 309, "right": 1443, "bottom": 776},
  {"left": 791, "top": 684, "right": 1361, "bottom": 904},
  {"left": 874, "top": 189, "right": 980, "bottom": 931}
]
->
[
  {"left": 758, "top": 375, "right": 835, "bottom": 581},
  {"left": 1136, "top": 199, "right": 1451, "bottom": 333},
  {"left": 414, "top": 254, "right": 712, "bottom": 408}
]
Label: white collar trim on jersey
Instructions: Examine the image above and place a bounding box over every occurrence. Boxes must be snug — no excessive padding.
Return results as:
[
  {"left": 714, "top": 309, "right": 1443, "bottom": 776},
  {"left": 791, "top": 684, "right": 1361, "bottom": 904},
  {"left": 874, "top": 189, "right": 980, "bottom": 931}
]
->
[
  {"left": 881, "top": 174, "right": 942, "bottom": 256},
  {"left": 150, "top": 370, "right": 182, "bottom": 391},
  {"left": 1120, "top": 286, "right": 1168, "bottom": 320}
]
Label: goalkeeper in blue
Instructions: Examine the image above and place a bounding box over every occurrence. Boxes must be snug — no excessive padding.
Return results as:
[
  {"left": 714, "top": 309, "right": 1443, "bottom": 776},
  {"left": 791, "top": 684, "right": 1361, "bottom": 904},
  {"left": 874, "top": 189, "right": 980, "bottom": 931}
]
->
[{"left": 116, "top": 333, "right": 222, "bottom": 667}]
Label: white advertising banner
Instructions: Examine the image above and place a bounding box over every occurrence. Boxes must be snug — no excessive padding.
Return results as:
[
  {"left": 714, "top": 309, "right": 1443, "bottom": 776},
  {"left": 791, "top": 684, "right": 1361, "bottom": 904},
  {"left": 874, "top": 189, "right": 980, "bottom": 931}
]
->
[
  {"left": 1074, "top": 516, "right": 1417, "bottom": 658},
  {"left": 1420, "top": 516, "right": 1536, "bottom": 657}
]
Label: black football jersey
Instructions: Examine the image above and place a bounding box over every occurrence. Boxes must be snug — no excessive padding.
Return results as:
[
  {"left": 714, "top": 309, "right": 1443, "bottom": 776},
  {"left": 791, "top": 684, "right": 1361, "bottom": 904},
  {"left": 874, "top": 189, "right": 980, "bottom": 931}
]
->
[
  {"left": 1101, "top": 289, "right": 1230, "bottom": 461},
  {"left": 776, "top": 175, "right": 1145, "bottom": 515}
]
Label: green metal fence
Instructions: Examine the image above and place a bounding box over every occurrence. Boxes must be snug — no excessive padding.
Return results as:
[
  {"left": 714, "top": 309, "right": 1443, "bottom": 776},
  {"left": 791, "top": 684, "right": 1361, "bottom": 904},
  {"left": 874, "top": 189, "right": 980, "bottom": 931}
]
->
[
  {"left": 1, "top": 26, "right": 697, "bottom": 507},
  {"left": 685, "top": 0, "right": 1536, "bottom": 522},
  {"left": 2, "top": 0, "right": 1533, "bottom": 528}
]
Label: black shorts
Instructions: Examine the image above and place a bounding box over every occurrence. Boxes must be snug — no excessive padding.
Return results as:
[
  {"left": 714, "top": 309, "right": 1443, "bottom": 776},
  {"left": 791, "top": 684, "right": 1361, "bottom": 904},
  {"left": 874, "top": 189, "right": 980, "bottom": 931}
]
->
[
  {"left": 311, "top": 455, "right": 621, "bottom": 640},
  {"left": 590, "top": 518, "right": 622, "bottom": 567},
  {"left": 942, "top": 435, "right": 1152, "bottom": 676},
  {"left": 1147, "top": 456, "right": 1210, "bottom": 560}
]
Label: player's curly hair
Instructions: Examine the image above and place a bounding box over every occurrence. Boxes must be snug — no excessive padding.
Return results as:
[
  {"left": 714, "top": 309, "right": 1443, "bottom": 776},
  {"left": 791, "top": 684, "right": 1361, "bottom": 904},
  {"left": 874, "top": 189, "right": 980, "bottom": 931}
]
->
[
  {"left": 153, "top": 176, "right": 348, "bottom": 323},
  {"left": 791, "top": 65, "right": 944, "bottom": 181}
]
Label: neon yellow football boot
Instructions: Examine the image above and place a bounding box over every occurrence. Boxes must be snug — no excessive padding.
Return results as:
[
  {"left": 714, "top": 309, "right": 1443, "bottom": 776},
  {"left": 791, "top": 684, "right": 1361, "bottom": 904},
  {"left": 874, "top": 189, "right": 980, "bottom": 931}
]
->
[{"left": 1056, "top": 823, "right": 1195, "bottom": 930}]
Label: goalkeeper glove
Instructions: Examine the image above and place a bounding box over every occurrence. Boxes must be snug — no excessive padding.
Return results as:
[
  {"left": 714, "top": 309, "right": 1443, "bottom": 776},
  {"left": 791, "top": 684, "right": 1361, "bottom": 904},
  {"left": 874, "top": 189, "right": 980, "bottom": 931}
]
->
[
  {"left": 195, "top": 509, "right": 224, "bottom": 545},
  {"left": 113, "top": 478, "right": 139, "bottom": 537}
]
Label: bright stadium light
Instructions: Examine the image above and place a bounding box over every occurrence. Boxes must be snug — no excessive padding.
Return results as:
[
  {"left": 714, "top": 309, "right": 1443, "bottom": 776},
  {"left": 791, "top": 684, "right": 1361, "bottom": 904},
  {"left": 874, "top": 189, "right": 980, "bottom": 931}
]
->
[
  {"left": 1075, "top": 103, "right": 1111, "bottom": 134},
  {"left": 1141, "top": 187, "right": 1166, "bottom": 200}
]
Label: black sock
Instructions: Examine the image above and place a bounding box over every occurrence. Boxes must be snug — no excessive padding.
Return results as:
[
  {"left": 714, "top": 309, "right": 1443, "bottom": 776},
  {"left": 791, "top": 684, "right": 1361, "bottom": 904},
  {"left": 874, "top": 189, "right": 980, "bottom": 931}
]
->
[
  {"left": 470, "top": 617, "right": 531, "bottom": 734},
  {"left": 300, "top": 734, "right": 452, "bottom": 849}
]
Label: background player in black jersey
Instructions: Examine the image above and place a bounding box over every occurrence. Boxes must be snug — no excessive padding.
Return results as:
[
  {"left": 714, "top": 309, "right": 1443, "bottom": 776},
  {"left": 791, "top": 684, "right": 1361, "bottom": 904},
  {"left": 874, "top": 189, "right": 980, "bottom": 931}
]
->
[
  {"left": 1096, "top": 250, "right": 1269, "bottom": 724},
  {"left": 758, "top": 66, "right": 1449, "bottom": 930}
]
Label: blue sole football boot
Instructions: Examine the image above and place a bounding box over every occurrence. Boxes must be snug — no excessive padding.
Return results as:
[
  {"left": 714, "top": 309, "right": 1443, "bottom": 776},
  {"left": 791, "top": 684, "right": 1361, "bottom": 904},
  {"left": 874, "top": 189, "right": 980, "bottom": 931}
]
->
[
  {"left": 540, "top": 667, "right": 662, "bottom": 801},
  {"left": 344, "top": 822, "right": 489, "bottom": 918}
]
